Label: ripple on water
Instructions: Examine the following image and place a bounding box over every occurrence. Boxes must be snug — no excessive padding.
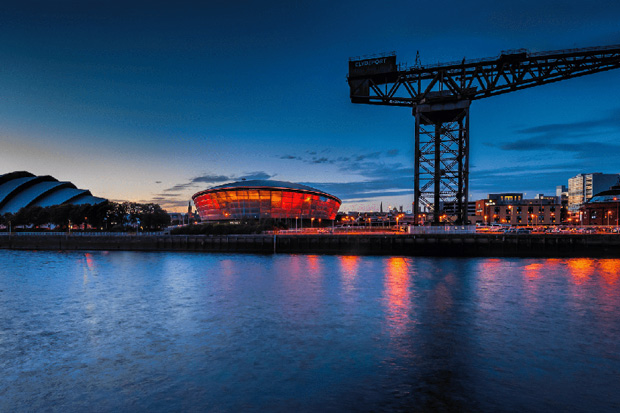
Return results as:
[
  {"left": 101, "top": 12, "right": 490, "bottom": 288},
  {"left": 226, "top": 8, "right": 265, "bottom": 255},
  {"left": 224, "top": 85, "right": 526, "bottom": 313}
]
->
[{"left": 0, "top": 251, "right": 619, "bottom": 412}]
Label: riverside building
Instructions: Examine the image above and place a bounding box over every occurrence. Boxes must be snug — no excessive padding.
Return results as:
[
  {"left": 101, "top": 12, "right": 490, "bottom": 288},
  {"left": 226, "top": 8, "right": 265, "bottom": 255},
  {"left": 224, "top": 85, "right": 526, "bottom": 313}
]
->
[
  {"left": 580, "top": 182, "right": 620, "bottom": 226},
  {"left": 568, "top": 173, "right": 620, "bottom": 213},
  {"left": 475, "top": 193, "right": 561, "bottom": 225}
]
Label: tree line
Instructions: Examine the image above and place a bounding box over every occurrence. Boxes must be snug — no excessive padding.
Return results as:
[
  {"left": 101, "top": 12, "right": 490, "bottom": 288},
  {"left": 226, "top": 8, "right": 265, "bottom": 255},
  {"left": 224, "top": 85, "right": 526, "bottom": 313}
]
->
[{"left": 0, "top": 201, "right": 170, "bottom": 231}]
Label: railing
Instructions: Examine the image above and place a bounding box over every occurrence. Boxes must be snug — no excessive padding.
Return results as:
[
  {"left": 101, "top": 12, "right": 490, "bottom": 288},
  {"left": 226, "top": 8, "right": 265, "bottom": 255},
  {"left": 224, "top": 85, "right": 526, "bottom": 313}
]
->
[
  {"left": 348, "top": 51, "right": 396, "bottom": 62},
  {"left": 409, "top": 225, "right": 477, "bottom": 234},
  {"left": 0, "top": 231, "right": 164, "bottom": 236},
  {"left": 400, "top": 44, "right": 620, "bottom": 72}
]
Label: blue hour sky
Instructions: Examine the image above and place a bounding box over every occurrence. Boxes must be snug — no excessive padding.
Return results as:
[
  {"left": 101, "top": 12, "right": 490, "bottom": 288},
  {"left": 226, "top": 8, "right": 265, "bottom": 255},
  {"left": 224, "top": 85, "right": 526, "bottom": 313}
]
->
[{"left": 2, "top": 0, "right": 620, "bottom": 212}]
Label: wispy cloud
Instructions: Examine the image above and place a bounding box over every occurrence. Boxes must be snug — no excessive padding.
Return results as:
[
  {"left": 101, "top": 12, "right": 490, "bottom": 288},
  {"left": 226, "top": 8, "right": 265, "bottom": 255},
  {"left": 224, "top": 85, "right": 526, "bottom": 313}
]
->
[
  {"left": 493, "top": 109, "right": 620, "bottom": 154},
  {"left": 150, "top": 171, "right": 274, "bottom": 209}
]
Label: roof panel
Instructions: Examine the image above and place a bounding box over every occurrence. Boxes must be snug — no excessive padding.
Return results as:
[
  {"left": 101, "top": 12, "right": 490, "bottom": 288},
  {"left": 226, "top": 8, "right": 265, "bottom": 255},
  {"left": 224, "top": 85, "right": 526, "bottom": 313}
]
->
[
  {"left": 67, "top": 194, "right": 106, "bottom": 206},
  {"left": 36, "top": 188, "right": 89, "bottom": 208},
  {"left": 0, "top": 181, "right": 67, "bottom": 214},
  {"left": 0, "top": 177, "right": 38, "bottom": 203}
]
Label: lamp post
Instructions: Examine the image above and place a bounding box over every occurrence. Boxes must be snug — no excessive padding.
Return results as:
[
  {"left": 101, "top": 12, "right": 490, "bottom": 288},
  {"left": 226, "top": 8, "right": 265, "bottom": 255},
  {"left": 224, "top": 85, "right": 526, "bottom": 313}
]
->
[
  {"left": 615, "top": 198, "right": 619, "bottom": 232},
  {"left": 295, "top": 216, "right": 298, "bottom": 231},
  {"left": 311, "top": 217, "right": 315, "bottom": 228}
]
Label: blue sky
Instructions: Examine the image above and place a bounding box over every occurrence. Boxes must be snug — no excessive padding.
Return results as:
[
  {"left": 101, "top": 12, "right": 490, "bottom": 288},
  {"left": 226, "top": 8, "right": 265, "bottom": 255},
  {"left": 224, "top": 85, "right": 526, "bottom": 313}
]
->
[{"left": 2, "top": 0, "right": 620, "bottom": 212}]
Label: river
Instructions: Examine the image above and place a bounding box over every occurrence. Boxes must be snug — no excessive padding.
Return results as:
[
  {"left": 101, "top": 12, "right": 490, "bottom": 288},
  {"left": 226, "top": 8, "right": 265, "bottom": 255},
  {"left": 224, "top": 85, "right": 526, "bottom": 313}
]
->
[{"left": 1, "top": 250, "right": 619, "bottom": 412}]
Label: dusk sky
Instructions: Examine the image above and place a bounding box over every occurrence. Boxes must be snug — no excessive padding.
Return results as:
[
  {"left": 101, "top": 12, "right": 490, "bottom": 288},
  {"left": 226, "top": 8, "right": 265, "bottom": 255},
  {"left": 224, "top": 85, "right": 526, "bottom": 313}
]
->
[{"left": 2, "top": 0, "right": 620, "bottom": 212}]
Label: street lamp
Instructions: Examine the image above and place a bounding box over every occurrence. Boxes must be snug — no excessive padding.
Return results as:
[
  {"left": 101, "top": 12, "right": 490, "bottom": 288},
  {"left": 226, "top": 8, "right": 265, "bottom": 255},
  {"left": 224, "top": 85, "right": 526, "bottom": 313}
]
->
[{"left": 615, "top": 198, "right": 619, "bottom": 231}]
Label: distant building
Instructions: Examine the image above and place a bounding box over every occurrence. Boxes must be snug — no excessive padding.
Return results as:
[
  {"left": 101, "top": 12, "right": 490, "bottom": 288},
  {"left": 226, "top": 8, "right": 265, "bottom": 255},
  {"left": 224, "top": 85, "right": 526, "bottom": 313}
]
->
[
  {"left": 442, "top": 201, "right": 476, "bottom": 219},
  {"left": 475, "top": 193, "right": 561, "bottom": 225},
  {"left": 581, "top": 182, "right": 620, "bottom": 226},
  {"left": 568, "top": 173, "right": 620, "bottom": 213}
]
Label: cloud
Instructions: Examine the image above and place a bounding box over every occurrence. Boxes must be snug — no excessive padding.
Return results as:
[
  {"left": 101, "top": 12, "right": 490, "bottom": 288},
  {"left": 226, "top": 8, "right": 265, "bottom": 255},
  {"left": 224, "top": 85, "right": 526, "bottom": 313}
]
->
[
  {"left": 311, "top": 157, "right": 331, "bottom": 164},
  {"left": 192, "top": 174, "right": 231, "bottom": 183},
  {"left": 274, "top": 149, "right": 418, "bottom": 202},
  {"left": 277, "top": 149, "right": 402, "bottom": 167},
  {"left": 163, "top": 183, "right": 195, "bottom": 192},
  {"left": 238, "top": 171, "right": 273, "bottom": 180},
  {"left": 354, "top": 152, "right": 382, "bottom": 162},
  {"left": 499, "top": 109, "right": 620, "bottom": 145},
  {"left": 159, "top": 171, "right": 274, "bottom": 199}
]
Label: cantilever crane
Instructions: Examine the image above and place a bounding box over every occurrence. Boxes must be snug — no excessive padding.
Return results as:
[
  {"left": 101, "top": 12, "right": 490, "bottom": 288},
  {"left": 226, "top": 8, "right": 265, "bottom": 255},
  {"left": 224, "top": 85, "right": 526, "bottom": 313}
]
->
[{"left": 347, "top": 45, "right": 620, "bottom": 224}]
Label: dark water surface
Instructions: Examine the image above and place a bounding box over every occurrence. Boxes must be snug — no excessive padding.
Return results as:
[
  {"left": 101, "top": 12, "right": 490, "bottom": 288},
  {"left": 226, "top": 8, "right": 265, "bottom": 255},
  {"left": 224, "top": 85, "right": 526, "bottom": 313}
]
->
[{"left": 1, "top": 250, "right": 619, "bottom": 412}]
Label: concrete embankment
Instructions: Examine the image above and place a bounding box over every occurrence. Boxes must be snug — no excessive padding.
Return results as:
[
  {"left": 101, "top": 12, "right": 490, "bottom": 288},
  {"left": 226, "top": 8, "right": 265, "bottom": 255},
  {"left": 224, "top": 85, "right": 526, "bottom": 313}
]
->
[{"left": 2, "top": 233, "right": 620, "bottom": 257}]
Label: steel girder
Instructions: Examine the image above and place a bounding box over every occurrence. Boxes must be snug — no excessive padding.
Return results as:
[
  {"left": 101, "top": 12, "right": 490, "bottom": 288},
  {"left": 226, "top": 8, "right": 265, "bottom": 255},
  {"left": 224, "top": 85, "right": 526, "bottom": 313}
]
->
[
  {"left": 348, "top": 45, "right": 620, "bottom": 106},
  {"left": 414, "top": 101, "right": 470, "bottom": 225}
]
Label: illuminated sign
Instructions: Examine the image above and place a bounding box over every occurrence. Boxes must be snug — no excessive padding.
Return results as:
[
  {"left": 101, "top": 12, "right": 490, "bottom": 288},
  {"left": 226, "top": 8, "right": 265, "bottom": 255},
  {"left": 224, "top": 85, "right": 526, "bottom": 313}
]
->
[{"left": 348, "top": 55, "right": 397, "bottom": 79}]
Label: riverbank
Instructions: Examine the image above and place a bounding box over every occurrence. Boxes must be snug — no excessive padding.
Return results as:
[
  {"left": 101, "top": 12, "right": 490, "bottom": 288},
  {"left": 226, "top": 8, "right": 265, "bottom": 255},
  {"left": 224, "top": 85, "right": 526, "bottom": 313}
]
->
[{"left": 2, "top": 232, "right": 620, "bottom": 257}]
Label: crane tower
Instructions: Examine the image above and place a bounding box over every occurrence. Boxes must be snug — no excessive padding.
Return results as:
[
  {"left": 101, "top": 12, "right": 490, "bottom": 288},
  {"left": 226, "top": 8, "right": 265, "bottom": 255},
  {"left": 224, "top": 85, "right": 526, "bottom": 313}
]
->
[{"left": 347, "top": 45, "right": 620, "bottom": 224}]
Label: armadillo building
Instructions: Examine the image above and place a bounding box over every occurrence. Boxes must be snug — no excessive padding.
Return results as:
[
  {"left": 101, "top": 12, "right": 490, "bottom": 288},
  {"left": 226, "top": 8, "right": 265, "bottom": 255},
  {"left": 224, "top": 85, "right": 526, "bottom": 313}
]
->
[
  {"left": 192, "top": 180, "right": 341, "bottom": 221},
  {"left": 0, "top": 171, "right": 106, "bottom": 214}
]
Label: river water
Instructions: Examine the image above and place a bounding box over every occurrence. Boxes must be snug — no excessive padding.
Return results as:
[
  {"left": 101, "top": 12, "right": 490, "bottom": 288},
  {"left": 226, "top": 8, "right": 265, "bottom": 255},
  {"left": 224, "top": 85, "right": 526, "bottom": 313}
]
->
[{"left": 0, "top": 250, "right": 619, "bottom": 412}]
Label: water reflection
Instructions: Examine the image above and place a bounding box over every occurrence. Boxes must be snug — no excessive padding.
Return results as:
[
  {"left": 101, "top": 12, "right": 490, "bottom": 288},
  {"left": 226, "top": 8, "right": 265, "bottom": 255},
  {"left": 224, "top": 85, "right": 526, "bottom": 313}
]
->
[
  {"left": 1, "top": 252, "right": 620, "bottom": 412},
  {"left": 597, "top": 260, "right": 620, "bottom": 286},
  {"left": 383, "top": 258, "right": 412, "bottom": 338},
  {"left": 338, "top": 256, "right": 359, "bottom": 294},
  {"left": 567, "top": 258, "right": 597, "bottom": 285}
]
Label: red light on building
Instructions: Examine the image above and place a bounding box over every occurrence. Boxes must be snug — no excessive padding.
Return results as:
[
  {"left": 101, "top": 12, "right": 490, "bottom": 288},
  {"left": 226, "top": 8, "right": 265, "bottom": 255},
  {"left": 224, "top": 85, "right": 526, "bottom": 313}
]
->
[{"left": 192, "top": 180, "right": 341, "bottom": 221}]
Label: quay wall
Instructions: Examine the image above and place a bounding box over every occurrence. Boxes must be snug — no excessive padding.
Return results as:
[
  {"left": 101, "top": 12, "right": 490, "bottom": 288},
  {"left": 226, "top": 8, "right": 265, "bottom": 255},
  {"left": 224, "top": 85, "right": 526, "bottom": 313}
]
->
[{"left": 2, "top": 233, "right": 620, "bottom": 257}]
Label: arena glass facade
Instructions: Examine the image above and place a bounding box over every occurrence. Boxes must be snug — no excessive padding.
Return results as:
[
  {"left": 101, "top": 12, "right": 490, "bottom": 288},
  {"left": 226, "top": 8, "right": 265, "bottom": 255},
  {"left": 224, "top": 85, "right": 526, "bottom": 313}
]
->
[{"left": 192, "top": 180, "right": 341, "bottom": 221}]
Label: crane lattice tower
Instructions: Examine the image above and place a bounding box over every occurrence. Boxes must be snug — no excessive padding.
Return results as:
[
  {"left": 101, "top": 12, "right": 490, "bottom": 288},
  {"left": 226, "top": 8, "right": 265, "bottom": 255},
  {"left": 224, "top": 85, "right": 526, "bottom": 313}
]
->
[{"left": 347, "top": 45, "right": 620, "bottom": 224}]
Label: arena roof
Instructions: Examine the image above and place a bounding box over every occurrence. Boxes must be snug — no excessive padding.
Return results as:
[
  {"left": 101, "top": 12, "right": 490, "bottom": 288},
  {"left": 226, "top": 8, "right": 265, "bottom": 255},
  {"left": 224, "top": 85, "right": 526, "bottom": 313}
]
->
[
  {"left": 195, "top": 180, "right": 340, "bottom": 202},
  {"left": 0, "top": 171, "right": 107, "bottom": 214},
  {"left": 588, "top": 188, "right": 620, "bottom": 204}
]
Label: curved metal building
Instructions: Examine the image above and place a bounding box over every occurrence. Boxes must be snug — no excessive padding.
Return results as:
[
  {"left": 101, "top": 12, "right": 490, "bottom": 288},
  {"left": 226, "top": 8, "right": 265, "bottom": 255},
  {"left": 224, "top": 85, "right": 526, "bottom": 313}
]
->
[
  {"left": 192, "top": 180, "right": 341, "bottom": 221},
  {"left": 0, "top": 171, "right": 107, "bottom": 214}
]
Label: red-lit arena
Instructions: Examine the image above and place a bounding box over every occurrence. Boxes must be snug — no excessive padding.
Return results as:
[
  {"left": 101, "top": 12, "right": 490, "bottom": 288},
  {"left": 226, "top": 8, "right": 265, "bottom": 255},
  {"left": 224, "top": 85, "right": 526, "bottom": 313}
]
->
[{"left": 192, "top": 180, "right": 341, "bottom": 221}]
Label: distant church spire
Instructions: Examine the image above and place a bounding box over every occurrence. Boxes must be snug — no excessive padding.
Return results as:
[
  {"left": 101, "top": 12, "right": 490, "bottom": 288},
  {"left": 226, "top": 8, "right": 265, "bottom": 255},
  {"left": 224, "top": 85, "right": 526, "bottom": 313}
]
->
[{"left": 380, "top": 202, "right": 383, "bottom": 213}]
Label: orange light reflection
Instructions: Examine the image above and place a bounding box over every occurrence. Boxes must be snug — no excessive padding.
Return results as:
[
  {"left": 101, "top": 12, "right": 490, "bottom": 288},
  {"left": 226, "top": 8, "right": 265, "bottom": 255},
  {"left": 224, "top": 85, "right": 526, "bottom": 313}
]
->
[
  {"left": 566, "top": 259, "right": 596, "bottom": 286},
  {"left": 383, "top": 258, "right": 412, "bottom": 337}
]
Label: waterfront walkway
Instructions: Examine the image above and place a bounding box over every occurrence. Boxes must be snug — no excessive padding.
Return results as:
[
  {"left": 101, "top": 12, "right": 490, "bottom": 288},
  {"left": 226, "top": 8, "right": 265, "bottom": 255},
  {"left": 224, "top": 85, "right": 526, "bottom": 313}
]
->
[{"left": 2, "top": 231, "right": 620, "bottom": 258}]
